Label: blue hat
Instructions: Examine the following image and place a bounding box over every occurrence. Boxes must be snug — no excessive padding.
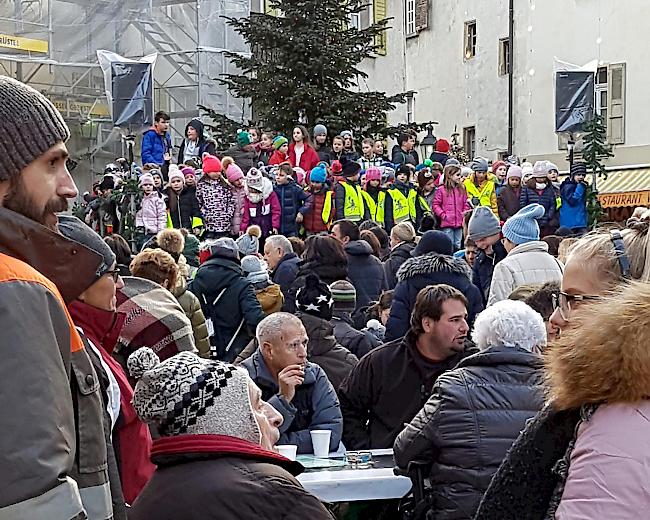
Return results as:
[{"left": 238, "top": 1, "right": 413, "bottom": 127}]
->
[
  {"left": 503, "top": 204, "right": 545, "bottom": 245},
  {"left": 310, "top": 165, "right": 327, "bottom": 183}
]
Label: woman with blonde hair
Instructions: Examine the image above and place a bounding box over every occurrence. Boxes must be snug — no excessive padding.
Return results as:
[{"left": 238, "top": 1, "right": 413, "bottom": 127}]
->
[
  {"left": 476, "top": 212, "right": 650, "bottom": 519},
  {"left": 382, "top": 221, "right": 417, "bottom": 289}
]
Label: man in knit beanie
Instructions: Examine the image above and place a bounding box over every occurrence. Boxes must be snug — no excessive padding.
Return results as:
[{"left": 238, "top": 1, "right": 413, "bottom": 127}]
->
[
  {"left": 0, "top": 76, "right": 116, "bottom": 517},
  {"left": 487, "top": 204, "right": 563, "bottom": 306},
  {"left": 467, "top": 206, "right": 508, "bottom": 304},
  {"left": 330, "top": 280, "right": 380, "bottom": 358},
  {"left": 127, "top": 348, "right": 333, "bottom": 519}
]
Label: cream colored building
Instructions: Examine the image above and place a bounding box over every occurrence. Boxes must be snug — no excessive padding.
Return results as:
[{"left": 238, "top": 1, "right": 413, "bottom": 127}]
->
[{"left": 360, "top": 0, "right": 650, "bottom": 179}]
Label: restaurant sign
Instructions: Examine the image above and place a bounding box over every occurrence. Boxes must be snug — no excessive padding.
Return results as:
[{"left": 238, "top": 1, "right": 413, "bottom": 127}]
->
[{"left": 598, "top": 190, "right": 650, "bottom": 208}]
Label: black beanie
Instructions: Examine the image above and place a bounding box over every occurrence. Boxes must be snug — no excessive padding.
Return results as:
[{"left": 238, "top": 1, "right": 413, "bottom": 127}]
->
[
  {"left": 0, "top": 76, "right": 70, "bottom": 181},
  {"left": 412, "top": 230, "right": 454, "bottom": 257},
  {"left": 296, "top": 274, "right": 334, "bottom": 321},
  {"left": 342, "top": 160, "right": 361, "bottom": 178}
]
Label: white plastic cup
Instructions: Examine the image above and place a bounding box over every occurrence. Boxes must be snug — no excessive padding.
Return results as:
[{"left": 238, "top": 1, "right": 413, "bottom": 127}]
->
[
  {"left": 276, "top": 444, "right": 298, "bottom": 461},
  {"left": 310, "top": 430, "right": 331, "bottom": 458}
]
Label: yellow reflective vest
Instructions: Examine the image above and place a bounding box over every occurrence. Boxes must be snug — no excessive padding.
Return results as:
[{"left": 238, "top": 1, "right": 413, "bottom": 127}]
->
[
  {"left": 362, "top": 190, "right": 386, "bottom": 224},
  {"left": 340, "top": 182, "right": 365, "bottom": 222},
  {"left": 388, "top": 188, "right": 428, "bottom": 223},
  {"left": 321, "top": 191, "right": 334, "bottom": 224},
  {"left": 464, "top": 177, "right": 498, "bottom": 216}
]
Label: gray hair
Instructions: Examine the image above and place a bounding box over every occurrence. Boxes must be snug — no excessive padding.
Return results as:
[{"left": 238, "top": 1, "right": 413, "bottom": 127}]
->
[
  {"left": 256, "top": 312, "right": 302, "bottom": 346},
  {"left": 471, "top": 300, "right": 546, "bottom": 352},
  {"left": 266, "top": 235, "right": 293, "bottom": 255}
]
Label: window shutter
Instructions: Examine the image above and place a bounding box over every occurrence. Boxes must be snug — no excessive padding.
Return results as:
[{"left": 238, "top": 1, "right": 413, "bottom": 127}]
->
[
  {"left": 415, "top": 0, "right": 429, "bottom": 32},
  {"left": 607, "top": 62, "right": 626, "bottom": 144},
  {"left": 374, "top": 0, "right": 387, "bottom": 55}
]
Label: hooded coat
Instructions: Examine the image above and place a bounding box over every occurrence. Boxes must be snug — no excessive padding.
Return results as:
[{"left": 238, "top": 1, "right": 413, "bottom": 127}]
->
[
  {"left": 240, "top": 179, "right": 282, "bottom": 238},
  {"left": 274, "top": 179, "right": 309, "bottom": 237},
  {"left": 382, "top": 241, "right": 416, "bottom": 290},
  {"left": 242, "top": 349, "right": 343, "bottom": 454},
  {"left": 220, "top": 144, "right": 257, "bottom": 173},
  {"left": 196, "top": 176, "right": 235, "bottom": 234},
  {"left": 344, "top": 240, "right": 387, "bottom": 310},
  {"left": 394, "top": 345, "right": 545, "bottom": 520},
  {"left": 519, "top": 179, "right": 557, "bottom": 228},
  {"left": 331, "top": 310, "right": 381, "bottom": 359},
  {"left": 476, "top": 282, "right": 650, "bottom": 520},
  {"left": 177, "top": 119, "right": 216, "bottom": 165},
  {"left": 298, "top": 312, "right": 359, "bottom": 391},
  {"left": 171, "top": 280, "right": 211, "bottom": 358},
  {"left": 167, "top": 185, "right": 201, "bottom": 230},
  {"left": 385, "top": 254, "right": 484, "bottom": 342},
  {"left": 190, "top": 253, "right": 265, "bottom": 362}
]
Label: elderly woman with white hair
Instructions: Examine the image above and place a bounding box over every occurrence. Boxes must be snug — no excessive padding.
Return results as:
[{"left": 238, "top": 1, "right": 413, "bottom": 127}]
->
[{"left": 394, "top": 300, "right": 546, "bottom": 520}]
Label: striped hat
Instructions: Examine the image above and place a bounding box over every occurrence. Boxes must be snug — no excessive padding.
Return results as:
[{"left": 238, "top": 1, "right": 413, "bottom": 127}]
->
[{"left": 329, "top": 280, "right": 357, "bottom": 312}]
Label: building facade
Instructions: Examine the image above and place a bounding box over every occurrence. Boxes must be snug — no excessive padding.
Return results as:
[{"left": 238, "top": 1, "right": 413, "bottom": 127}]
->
[{"left": 360, "top": 0, "right": 649, "bottom": 172}]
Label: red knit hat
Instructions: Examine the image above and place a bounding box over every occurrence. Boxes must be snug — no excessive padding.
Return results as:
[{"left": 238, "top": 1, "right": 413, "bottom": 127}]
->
[
  {"left": 435, "top": 139, "right": 450, "bottom": 153},
  {"left": 331, "top": 160, "right": 342, "bottom": 174},
  {"left": 492, "top": 160, "right": 507, "bottom": 174},
  {"left": 202, "top": 153, "right": 222, "bottom": 174}
]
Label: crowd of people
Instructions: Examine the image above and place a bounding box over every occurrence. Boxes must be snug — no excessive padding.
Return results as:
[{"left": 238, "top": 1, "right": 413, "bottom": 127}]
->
[{"left": 1, "top": 73, "right": 649, "bottom": 520}]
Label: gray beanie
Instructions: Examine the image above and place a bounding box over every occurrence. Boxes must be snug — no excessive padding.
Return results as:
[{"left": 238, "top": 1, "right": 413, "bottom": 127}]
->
[
  {"left": 128, "top": 348, "right": 261, "bottom": 442},
  {"left": 471, "top": 157, "right": 489, "bottom": 173},
  {"left": 0, "top": 75, "right": 70, "bottom": 181},
  {"left": 313, "top": 124, "right": 327, "bottom": 137},
  {"left": 241, "top": 255, "right": 270, "bottom": 285},
  {"left": 468, "top": 206, "right": 501, "bottom": 241},
  {"left": 58, "top": 215, "right": 116, "bottom": 279}
]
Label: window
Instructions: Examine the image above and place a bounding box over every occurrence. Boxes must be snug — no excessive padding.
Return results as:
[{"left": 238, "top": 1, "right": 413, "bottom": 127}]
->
[
  {"left": 595, "top": 66, "right": 608, "bottom": 121},
  {"left": 608, "top": 63, "right": 626, "bottom": 144},
  {"left": 499, "top": 38, "right": 510, "bottom": 76},
  {"left": 463, "top": 126, "right": 476, "bottom": 158},
  {"left": 464, "top": 21, "right": 477, "bottom": 59},
  {"left": 348, "top": 12, "right": 362, "bottom": 30},
  {"left": 405, "top": 0, "right": 416, "bottom": 37},
  {"left": 406, "top": 95, "right": 414, "bottom": 124}
]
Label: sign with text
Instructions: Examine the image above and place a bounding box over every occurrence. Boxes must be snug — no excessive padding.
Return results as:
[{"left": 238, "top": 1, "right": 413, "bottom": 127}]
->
[
  {"left": 0, "top": 34, "right": 48, "bottom": 54},
  {"left": 598, "top": 190, "right": 650, "bottom": 209}
]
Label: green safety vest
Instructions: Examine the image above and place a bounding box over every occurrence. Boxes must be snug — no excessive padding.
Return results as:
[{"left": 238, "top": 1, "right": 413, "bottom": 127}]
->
[
  {"left": 361, "top": 190, "right": 386, "bottom": 224},
  {"left": 389, "top": 188, "right": 428, "bottom": 223},
  {"left": 464, "top": 178, "right": 496, "bottom": 208},
  {"left": 341, "top": 182, "right": 365, "bottom": 222}
]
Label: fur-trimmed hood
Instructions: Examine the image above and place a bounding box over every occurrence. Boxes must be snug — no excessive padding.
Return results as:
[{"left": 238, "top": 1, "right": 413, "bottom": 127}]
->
[
  {"left": 396, "top": 253, "right": 471, "bottom": 283},
  {"left": 546, "top": 280, "right": 650, "bottom": 410}
]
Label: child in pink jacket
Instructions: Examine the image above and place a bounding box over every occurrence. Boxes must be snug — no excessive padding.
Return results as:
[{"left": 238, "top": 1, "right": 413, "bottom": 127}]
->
[
  {"left": 433, "top": 164, "right": 470, "bottom": 251},
  {"left": 240, "top": 168, "right": 281, "bottom": 246},
  {"left": 136, "top": 172, "right": 167, "bottom": 250}
]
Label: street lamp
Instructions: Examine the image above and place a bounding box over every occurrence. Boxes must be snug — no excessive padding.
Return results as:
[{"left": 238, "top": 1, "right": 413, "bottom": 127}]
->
[{"left": 420, "top": 124, "right": 437, "bottom": 160}]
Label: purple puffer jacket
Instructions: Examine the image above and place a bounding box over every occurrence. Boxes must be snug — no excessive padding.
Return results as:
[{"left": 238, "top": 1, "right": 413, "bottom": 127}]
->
[
  {"left": 433, "top": 186, "right": 470, "bottom": 229},
  {"left": 231, "top": 185, "right": 246, "bottom": 236},
  {"left": 196, "top": 177, "right": 235, "bottom": 233},
  {"left": 135, "top": 192, "right": 167, "bottom": 234}
]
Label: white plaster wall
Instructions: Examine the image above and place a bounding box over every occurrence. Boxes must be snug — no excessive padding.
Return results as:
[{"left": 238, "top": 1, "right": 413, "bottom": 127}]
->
[{"left": 361, "top": 0, "right": 650, "bottom": 166}]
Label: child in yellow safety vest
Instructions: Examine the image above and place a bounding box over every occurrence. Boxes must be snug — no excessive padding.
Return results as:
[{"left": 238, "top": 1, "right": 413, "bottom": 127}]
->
[
  {"left": 361, "top": 166, "right": 394, "bottom": 232},
  {"left": 463, "top": 157, "right": 499, "bottom": 217},
  {"left": 302, "top": 164, "right": 332, "bottom": 235},
  {"left": 333, "top": 160, "right": 368, "bottom": 223},
  {"left": 388, "top": 164, "right": 430, "bottom": 230}
]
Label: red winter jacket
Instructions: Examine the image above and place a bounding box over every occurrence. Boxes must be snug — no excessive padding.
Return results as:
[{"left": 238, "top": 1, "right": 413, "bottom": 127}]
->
[
  {"left": 68, "top": 300, "right": 155, "bottom": 505},
  {"left": 289, "top": 143, "right": 320, "bottom": 172},
  {"left": 303, "top": 187, "right": 330, "bottom": 234},
  {"left": 269, "top": 150, "right": 289, "bottom": 165}
]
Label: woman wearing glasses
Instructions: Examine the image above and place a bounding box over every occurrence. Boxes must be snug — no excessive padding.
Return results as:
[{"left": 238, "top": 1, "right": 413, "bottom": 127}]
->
[{"left": 476, "top": 214, "right": 650, "bottom": 520}]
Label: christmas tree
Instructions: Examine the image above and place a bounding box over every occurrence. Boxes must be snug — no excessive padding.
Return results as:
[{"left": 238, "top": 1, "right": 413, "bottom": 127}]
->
[
  {"left": 220, "top": 0, "right": 410, "bottom": 137},
  {"left": 581, "top": 113, "right": 614, "bottom": 226}
]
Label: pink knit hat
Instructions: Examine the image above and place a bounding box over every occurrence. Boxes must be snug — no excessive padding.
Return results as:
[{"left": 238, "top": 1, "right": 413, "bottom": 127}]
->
[
  {"left": 181, "top": 166, "right": 196, "bottom": 177},
  {"left": 292, "top": 166, "right": 306, "bottom": 185},
  {"left": 364, "top": 166, "right": 382, "bottom": 188},
  {"left": 226, "top": 163, "right": 244, "bottom": 183},
  {"left": 168, "top": 165, "right": 185, "bottom": 184}
]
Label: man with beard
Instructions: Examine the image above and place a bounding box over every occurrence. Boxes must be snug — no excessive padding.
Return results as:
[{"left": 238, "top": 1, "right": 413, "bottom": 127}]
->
[
  {"left": 339, "top": 284, "right": 474, "bottom": 450},
  {"left": 0, "top": 76, "right": 116, "bottom": 518}
]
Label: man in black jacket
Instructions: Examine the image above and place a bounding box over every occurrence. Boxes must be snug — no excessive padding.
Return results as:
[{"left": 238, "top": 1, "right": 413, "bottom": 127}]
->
[
  {"left": 339, "top": 284, "right": 474, "bottom": 450},
  {"left": 264, "top": 234, "right": 300, "bottom": 308}
]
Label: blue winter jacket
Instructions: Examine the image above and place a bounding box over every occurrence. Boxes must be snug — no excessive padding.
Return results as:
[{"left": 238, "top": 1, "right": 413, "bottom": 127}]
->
[
  {"left": 242, "top": 349, "right": 343, "bottom": 454},
  {"left": 141, "top": 129, "right": 172, "bottom": 165},
  {"left": 274, "top": 180, "right": 309, "bottom": 237},
  {"left": 559, "top": 179, "right": 588, "bottom": 229},
  {"left": 385, "top": 253, "right": 484, "bottom": 342},
  {"left": 519, "top": 181, "right": 557, "bottom": 227}
]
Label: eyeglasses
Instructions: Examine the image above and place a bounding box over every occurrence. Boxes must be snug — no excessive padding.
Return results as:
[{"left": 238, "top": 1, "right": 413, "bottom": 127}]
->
[
  {"left": 103, "top": 269, "right": 121, "bottom": 282},
  {"left": 551, "top": 291, "right": 602, "bottom": 321}
]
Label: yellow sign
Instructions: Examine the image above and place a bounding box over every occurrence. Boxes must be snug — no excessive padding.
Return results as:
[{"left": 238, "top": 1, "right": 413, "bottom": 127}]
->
[
  {"left": 0, "top": 34, "right": 48, "bottom": 54},
  {"left": 51, "top": 98, "right": 110, "bottom": 119},
  {"left": 598, "top": 191, "right": 650, "bottom": 209}
]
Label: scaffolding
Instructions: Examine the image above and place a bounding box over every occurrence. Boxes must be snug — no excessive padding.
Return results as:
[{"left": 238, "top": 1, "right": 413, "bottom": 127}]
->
[{"left": 0, "top": 0, "right": 251, "bottom": 192}]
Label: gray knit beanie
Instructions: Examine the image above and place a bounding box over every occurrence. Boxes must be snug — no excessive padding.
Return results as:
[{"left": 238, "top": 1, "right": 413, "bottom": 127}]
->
[
  {"left": 468, "top": 206, "right": 501, "bottom": 241},
  {"left": 128, "top": 348, "right": 261, "bottom": 442},
  {"left": 0, "top": 75, "right": 70, "bottom": 181}
]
